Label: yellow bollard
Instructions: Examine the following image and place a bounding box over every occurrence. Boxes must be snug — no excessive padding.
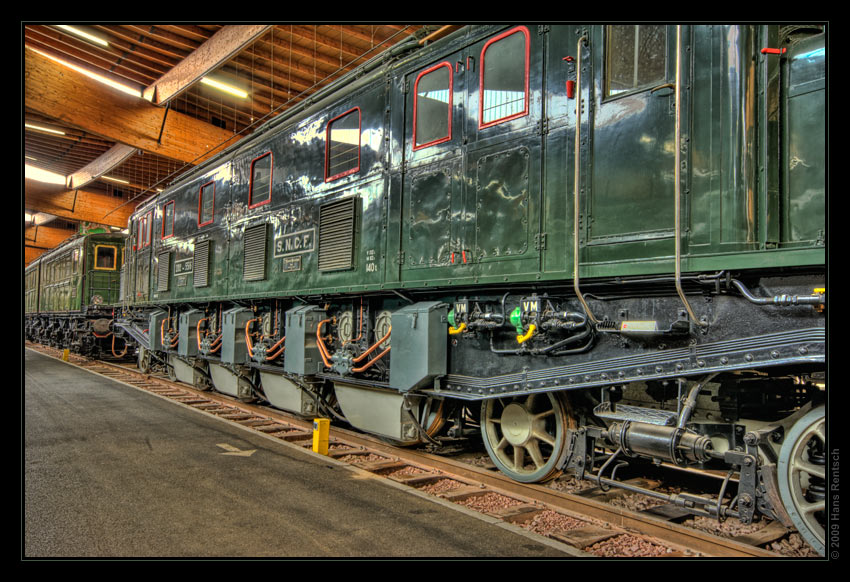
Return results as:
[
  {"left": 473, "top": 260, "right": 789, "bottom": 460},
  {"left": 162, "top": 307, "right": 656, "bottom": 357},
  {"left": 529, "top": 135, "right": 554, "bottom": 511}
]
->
[
  {"left": 312, "top": 418, "right": 329, "bottom": 455},
  {"left": 62, "top": 349, "right": 70, "bottom": 362}
]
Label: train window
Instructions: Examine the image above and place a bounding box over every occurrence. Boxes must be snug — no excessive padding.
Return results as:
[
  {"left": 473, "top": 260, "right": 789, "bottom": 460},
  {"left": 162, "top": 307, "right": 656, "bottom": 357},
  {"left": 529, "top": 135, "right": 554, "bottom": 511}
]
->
[
  {"left": 94, "top": 245, "right": 117, "bottom": 270},
  {"left": 414, "top": 63, "right": 452, "bottom": 150},
  {"left": 325, "top": 108, "right": 360, "bottom": 181},
  {"left": 139, "top": 212, "right": 152, "bottom": 248},
  {"left": 249, "top": 153, "right": 272, "bottom": 208},
  {"left": 161, "top": 201, "right": 175, "bottom": 239},
  {"left": 480, "top": 26, "right": 529, "bottom": 128},
  {"left": 606, "top": 25, "right": 667, "bottom": 96},
  {"left": 199, "top": 181, "right": 215, "bottom": 226}
]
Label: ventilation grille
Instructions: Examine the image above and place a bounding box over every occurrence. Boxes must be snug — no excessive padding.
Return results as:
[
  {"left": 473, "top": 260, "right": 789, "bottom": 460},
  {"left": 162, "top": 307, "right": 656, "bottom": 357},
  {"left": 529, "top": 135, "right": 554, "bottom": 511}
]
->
[
  {"left": 194, "top": 240, "right": 210, "bottom": 288},
  {"left": 318, "top": 197, "right": 357, "bottom": 272},
  {"left": 243, "top": 223, "right": 267, "bottom": 281},
  {"left": 156, "top": 252, "right": 170, "bottom": 292}
]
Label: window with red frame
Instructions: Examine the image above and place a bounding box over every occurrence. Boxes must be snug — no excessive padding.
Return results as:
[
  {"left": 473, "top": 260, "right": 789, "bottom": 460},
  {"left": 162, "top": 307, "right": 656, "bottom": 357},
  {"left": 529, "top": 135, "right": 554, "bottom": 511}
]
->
[
  {"left": 249, "top": 153, "right": 272, "bottom": 208},
  {"left": 325, "top": 108, "right": 360, "bottom": 181},
  {"left": 161, "top": 201, "right": 175, "bottom": 239},
  {"left": 480, "top": 27, "right": 529, "bottom": 128},
  {"left": 414, "top": 63, "right": 452, "bottom": 150},
  {"left": 199, "top": 182, "right": 215, "bottom": 226},
  {"left": 139, "top": 212, "right": 152, "bottom": 248}
]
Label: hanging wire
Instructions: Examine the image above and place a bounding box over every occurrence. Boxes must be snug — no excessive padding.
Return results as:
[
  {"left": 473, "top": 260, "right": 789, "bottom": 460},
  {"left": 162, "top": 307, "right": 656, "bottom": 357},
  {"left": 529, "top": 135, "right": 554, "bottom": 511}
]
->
[{"left": 104, "top": 25, "right": 420, "bottom": 219}]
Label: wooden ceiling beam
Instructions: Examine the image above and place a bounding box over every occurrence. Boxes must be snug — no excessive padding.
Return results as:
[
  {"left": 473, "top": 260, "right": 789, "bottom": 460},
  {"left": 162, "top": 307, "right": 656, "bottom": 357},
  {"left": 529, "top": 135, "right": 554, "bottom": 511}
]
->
[
  {"left": 25, "top": 49, "right": 239, "bottom": 166},
  {"left": 67, "top": 144, "right": 138, "bottom": 190},
  {"left": 143, "top": 25, "right": 272, "bottom": 105},
  {"left": 24, "top": 223, "right": 78, "bottom": 252},
  {"left": 25, "top": 179, "right": 134, "bottom": 229},
  {"left": 25, "top": 27, "right": 153, "bottom": 89}
]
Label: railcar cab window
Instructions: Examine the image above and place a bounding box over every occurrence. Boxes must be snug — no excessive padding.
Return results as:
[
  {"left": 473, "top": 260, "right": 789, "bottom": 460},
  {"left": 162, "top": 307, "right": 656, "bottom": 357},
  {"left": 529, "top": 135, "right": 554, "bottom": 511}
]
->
[
  {"left": 414, "top": 63, "right": 452, "bottom": 150},
  {"left": 139, "top": 211, "right": 153, "bottom": 248},
  {"left": 480, "top": 26, "right": 530, "bottom": 128},
  {"left": 161, "top": 200, "right": 175, "bottom": 239},
  {"left": 325, "top": 108, "right": 360, "bottom": 181},
  {"left": 606, "top": 25, "right": 667, "bottom": 96},
  {"left": 249, "top": 153, "right": 272, "bottom": 208},
  {"left": 199, "top": 181, "right": 215, "bottom": 227},
  {"left": 94, "top": 245, "right": 117, "bottom": 270}
]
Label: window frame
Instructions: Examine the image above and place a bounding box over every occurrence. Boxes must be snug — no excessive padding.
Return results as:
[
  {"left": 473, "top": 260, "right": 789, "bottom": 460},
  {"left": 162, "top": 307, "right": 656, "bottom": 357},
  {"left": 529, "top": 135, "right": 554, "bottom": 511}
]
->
[
  {"left": 92, "top": 244, "right": 118, "bottom": 271},
  {"left": 478, "top": 26, "right": 531, "bottom": 130},
  {"left": 603, "top": 24, "right": 669, "bottom": 99},
  {"left": 139, "top": 211, "right": 153, "bottom": 248},
  {"left": 324, "top": 107, "right": 361, "bottom": 182},
  {"left": 412, "top": 61, "right": 454, "bottom": 151},
  {"left": 161, "top": 200, "right": 175, "bottom": 240},
  {"left": 198, "top": 180, "right": 216, "bottom": 227},
  {"left": 248, "top": 152, "right": 273, "bottom": 209}
]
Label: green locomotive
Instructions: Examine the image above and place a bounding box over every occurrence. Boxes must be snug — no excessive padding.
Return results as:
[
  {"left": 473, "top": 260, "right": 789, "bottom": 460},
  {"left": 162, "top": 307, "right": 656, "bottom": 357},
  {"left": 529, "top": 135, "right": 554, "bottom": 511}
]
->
[
  {"left": 25, "top": 231, "right": 128, "bottom": 357},
  {"left": 117, "top": 25, "right": 826, "bottom": 553}
]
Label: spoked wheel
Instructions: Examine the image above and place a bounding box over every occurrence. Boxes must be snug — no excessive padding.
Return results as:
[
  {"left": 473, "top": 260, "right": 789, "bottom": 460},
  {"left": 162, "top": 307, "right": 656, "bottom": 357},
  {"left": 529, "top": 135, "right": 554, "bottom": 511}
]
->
[
  {"left": 778, "top": 405, "right": 826, "bottom": 556},
  {"left": 137, "top": 346, "right": 151, "bottom": 374},
  {"left": 481, "top": 392, "right": 574, "bottom": 483}
]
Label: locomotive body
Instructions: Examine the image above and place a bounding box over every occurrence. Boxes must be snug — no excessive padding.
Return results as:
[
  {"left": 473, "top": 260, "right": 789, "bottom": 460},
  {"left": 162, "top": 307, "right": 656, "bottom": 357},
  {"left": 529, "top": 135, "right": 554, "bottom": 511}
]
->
[
  {"left": 25, "top": 231, "right": 128, "bottom": 357},
  {"left": 111, "top": 25, "right": 825, "bottom": 552}
]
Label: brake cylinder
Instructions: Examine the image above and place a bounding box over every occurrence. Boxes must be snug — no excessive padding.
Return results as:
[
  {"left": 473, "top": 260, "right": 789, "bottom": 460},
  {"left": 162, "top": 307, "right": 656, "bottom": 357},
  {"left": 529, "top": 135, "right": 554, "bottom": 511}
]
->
[{"left": 606, "top": 420, "right": 714, "bottom": 465}]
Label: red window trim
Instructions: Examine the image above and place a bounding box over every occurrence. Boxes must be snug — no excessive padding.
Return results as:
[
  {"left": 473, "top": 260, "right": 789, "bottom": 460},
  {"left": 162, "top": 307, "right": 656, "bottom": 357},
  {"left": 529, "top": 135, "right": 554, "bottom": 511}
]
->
[
  {"left": 198, "top": 181, "right": 215, "bottom": 227},
  {"left": 478, "top": 26, "right": 530, "bottom": 130},
  {"left": 248, "top": 152, "right": 273, "bottom": 209},
  {"left": 324, "top": 107, "right": 361, "bottom": 182},
  {"left": 139, "top": 211, "right": 153, "bottom": 248},
  {"left": 413, "top": 62, "right": 453, "bottom": 151},
  {"left": 161, "top": 200, "right": 175, "bottom": 240}
]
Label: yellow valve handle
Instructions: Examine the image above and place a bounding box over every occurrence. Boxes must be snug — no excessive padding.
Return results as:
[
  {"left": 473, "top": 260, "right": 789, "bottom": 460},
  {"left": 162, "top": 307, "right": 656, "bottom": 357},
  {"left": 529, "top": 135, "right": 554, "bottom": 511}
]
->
[
  {"left": 448, "top": 322, "right": 467, "bottom": 335},
  {"left": 516, "top": 324, "right": 536, "bottom": 344}
]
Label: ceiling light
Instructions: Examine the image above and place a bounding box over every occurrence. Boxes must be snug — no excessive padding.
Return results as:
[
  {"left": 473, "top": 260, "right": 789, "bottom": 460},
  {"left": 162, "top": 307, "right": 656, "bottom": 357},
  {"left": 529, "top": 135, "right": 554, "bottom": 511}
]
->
[
  {"left": 27, "top": 46, "right": 141, "bottom": 98},
  {"left": 102, "top": 175, "right": 129, "bottom": 184},
  {"left": 201, "top": 77, "right": 248, "bottom": 99},
  {"left": 56, "top": 25, "right": 109, "bottom": 47},
  {"left": 25, "top": 123, "right": 65, "bottom": 136},
  {"left": 25, "top": 164, "right": 66, "bottom": 185}
]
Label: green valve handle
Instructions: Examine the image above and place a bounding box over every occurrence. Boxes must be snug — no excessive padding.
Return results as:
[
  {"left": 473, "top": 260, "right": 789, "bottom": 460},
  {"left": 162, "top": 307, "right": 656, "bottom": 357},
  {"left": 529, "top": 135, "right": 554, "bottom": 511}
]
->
[{"left": 509, "top": 307, "right": 523, "bottom": 335}]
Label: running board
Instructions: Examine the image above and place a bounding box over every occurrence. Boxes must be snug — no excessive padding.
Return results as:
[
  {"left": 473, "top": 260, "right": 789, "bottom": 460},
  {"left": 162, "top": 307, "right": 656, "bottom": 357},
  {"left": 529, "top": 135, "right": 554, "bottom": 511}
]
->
[{"left": 436, "top": 328, "right": 824, "bottom": 400}]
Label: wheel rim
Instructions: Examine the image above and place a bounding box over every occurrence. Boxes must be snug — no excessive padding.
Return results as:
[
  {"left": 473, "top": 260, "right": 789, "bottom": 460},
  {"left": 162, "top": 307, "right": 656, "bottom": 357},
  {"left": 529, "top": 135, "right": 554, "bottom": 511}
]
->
[
  {"left": 778, "top": 406, "right": 826, "bottom": 556},
  {"left": 481, "top": 392, "right": 573, "bottom": 483}
]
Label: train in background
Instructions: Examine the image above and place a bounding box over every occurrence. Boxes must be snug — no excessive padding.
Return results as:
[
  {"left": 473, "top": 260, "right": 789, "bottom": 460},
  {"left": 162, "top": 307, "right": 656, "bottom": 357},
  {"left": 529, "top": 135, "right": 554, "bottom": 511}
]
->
[
  {"left": 25, "top": 231, "right": 129, "bottom": 358},
  {"left": 33, "top": 25, "right": 828, "bottom": 554}
]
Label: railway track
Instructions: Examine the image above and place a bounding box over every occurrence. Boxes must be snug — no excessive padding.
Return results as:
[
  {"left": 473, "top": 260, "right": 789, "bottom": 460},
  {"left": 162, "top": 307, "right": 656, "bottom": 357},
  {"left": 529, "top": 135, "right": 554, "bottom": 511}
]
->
[{"left": 26, "top": 343, "right": 790, "bottom": 558}]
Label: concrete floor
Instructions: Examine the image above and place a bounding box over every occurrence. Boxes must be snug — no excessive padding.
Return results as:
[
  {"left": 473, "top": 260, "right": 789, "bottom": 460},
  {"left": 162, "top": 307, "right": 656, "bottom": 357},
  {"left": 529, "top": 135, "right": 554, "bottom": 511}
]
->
[{"left": 24, "top": 348, "right": 583, "bottom": 558}]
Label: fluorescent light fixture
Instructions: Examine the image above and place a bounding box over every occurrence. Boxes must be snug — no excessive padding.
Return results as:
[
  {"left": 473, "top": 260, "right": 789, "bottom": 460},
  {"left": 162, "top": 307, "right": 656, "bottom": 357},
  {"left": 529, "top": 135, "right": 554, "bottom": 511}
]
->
[
  {"left": 27, "top": 46, "right": 141, "bottom": 98},
  {"left": 102, "top": 175, "right": 129, "bottom": 184},
  {"left": 25, "top": 164, "right": 66, "bottom": 185},
  {"left": 57, "top": 25, "right": 109, "bottom": 47},
  {"left": 201, "top": 77, "right": 248, "bottom": 99},
  {"left": 25, "top": 123, "right": 65, "bottom": 136}
]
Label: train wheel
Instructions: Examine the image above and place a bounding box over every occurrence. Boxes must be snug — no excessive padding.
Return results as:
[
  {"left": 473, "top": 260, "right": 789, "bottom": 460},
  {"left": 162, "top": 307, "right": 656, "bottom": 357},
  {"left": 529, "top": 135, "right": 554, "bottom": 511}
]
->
[
  {"left": 481, "top": 392, "right": 573, "bottom": 483},
  {"left": 778, "top": 405, "right": 826, "bottom": 556},
  {"left": 137, "top": 346, "right": 151, "bottom": 374}
]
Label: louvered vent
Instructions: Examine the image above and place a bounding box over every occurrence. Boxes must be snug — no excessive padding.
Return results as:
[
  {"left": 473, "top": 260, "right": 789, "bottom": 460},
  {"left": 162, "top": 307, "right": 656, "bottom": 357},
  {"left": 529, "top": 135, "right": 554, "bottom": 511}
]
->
[
  {"left": 243, "top": 223, "right": 267, "bottom": 281},
  {"left": 318, "top": 197, "right": 357, "bottom": 272},
  {"left": 194, "top": 240, "right": 210, "bottom": 288},
  {"left": 157, "top": 251, "right": 170, "bottom": 292}
]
